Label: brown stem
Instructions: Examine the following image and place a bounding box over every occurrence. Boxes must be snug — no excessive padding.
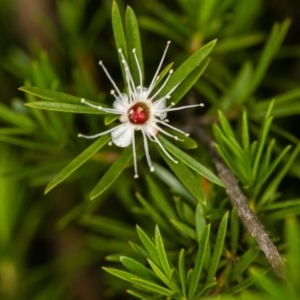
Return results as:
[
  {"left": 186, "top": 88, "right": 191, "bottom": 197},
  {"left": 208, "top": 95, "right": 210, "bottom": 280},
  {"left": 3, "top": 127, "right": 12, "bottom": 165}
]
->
[{"left": 185, "top": 117, "right": 285, "bottom": 279}]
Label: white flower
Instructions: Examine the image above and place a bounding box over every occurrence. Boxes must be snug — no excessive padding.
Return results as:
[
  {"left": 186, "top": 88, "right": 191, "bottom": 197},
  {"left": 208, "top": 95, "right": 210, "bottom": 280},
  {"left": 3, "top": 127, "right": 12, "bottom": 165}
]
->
[{"left": 78, "top": 41, "right": 203, "bottom": 178}]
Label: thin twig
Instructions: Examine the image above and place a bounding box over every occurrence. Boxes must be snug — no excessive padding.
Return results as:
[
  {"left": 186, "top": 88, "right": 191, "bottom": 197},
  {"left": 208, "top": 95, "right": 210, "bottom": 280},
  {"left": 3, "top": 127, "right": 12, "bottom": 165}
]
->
[{"left": 185, "top": 117, "right": 285, "bottom": 279}]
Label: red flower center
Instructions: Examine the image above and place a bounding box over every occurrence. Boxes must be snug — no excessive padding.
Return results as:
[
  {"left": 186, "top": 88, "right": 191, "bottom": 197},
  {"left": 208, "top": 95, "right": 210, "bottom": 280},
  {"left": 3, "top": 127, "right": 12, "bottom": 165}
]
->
[{"left": 128, "top": 102, "right": 149, "bottom": 125}]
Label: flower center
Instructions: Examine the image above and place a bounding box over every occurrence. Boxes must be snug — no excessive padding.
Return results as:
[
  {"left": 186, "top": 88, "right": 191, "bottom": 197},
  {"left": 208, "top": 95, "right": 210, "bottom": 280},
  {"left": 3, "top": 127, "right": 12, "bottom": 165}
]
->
[{"left": 128, "top": 102, "right": 150, "bottom": 125}]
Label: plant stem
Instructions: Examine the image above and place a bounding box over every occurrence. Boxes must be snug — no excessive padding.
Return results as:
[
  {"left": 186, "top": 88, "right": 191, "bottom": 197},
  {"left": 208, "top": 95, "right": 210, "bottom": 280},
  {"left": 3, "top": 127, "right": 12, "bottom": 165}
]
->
[{"left": 185, "top": 117, "right": 285, "bottom": 279}]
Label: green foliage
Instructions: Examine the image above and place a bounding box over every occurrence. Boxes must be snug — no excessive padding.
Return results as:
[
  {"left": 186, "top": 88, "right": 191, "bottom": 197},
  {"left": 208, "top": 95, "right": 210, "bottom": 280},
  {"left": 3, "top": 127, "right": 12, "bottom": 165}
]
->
[{"left": 0, "top": 0, "right": 299, "bottom": 299}]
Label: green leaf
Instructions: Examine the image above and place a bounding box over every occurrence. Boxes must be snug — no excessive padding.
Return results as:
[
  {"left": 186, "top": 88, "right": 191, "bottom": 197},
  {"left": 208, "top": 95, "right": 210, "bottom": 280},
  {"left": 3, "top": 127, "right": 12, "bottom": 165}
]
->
[
  {"left": 81, "top": 215, "right": 137, "bottom": 240},
  {"left": 156, "top": 144, "right": 206, "bottom": 204},
  {"left": 19, "top": 86, "right": 97, "bottom": 104},
  {"left": 130, "top": 277, "right": 173, "bottom": 296},
  {"left": 147, "top": 259, "right": 169, "bottom": 286},
  {"left": 170, "top": 219, "right": 196, "bottom": 240},
  {"left": 187, "top": 224, "right": 210, "bottom": 298},
  {"left": 258, "top": 142, "right": 300, "bottom": 208},
  {"left": 112, "top": 0, "right": 128, "bottom": 81},
  {"left": 242, "top": 110, "right": 250, "bottom": 148},
  {"left": 231, "top": 247, "right": 260, "bottom": 281},
  {"left": 153, "top": 163, "right": 196, "bottom": 203},
  {"left": 105, "top": 115, "right": 119, "bottom": 125},
  {"left": 45, "top": 135, "right": 110, "bottom": 194},
  {"left": 252, "top": 113, "right": 273, "bottom": 180},
  {"left": 135, "top": 192, "right": 173, "bottom": 234},
  {"left": 120, "top": 256, "right": 159, "bottom": 284},
  {"left": 195, "top": 204, "right": 206, "bottom": 243},
  {"left": 125, "top": 6, "right": 144, "bottom": 86},
  {"left": 136, "top": 226, "right": 161, "bottom": 268},
  {"left": 0, "top": 103, "right": 35, "bottom": 129},
  {"left": 206, "top": 212, "right": 228, "bottom": 284},
  {"left": 158, "top": 39, "right": 217, "bottom": 98},
  {"left": 245, "top": 19, "right": 291, "bottom": 97},
  {"left": 146, "top": 175, "right": 177, "bottom": 220},
  {"left": 158, "top": 135, "right": 225, "bottom": 187},
  {"left": 155, "top": 225, "right": 171, "bottom": 276},
  {"left": 178, "top": 249, "right": 187, "bottom": 298},
  {"left": 25, "top": 101, "right": 105, "bottom": 114},
  {"left": 90, "top": 146, "right": 133, "bottom": 199},
  {"left": 285, "top": 216, "right": 300, "bottom": 287},
  {"left": 170, "top": 58, "right": 211, "bottom": 105},
  {"left": 230, "top": 207, "right": 239, "bottom": 255}
]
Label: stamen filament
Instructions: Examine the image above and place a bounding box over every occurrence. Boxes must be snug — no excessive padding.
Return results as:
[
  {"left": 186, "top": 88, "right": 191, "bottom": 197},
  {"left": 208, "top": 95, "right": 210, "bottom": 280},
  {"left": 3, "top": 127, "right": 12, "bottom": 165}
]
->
[
  {"left": 156, "top": 119, "right": 189, "bottom": 136},
  {"left": 152, "top": 123, "right": 183, "bottom": 141},
  {"left": 147, "top": 41, "right": 171, "bottom": 96},
  {"left": 133, "top": 48, "right": 143, "bottom": 89},
  {"left": 78, "top": 124, "right": 124, "bottom": 139},
  {"left": 156, "top": 103, "right": 202, "bottom": 113},
  {"left": 150, "top": 69, "right": 173, "bottom": 100},
  {"left": 147, "top": 129, "right": 178, "bottom": 164},
  {"left": 141, "top": 130, "right": 154, "bottom": 171},
  {"left": 99, "top": 61, "right": 122, "bottom": 97},
  {"left": 81, "top": 98, "right": 122, "bottom": 114},
  {"left": 131, "top": 127, "right": 139, "bottom": 178}
]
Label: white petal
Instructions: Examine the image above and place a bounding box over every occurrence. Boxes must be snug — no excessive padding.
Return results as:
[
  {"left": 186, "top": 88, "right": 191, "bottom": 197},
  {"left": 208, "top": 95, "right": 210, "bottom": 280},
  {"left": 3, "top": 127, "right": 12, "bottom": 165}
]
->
[
  {"left": 153, "top": 97, "right": 167, "bottom": 120},
  {"left": 137, "top": 87, "right": 149, "bottom": 100},
  {"left": 113, "top": 94, "right": 129, "bottom": 111},
  {"left": 111, "top": 124, "right": 133, "bottom": 148}
]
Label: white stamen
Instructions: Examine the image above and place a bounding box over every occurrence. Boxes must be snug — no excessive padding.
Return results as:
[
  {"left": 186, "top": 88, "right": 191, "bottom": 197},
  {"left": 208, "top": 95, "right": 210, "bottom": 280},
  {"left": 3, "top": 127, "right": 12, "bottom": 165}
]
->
[
  {"left": 156, "top": 119, "right": 189, "bottom": 137},
  {"left": 131, "top": 127, "right": 139, "bottom": 179},
  {"left": 99, "top": 61, "right": 122, "bottom": 97},
  {"left": 78, "top": 124, "right": 124, "bottom": 139},
  {"left": 141, "top": 130, "right": 154, "bottom": 171},
  {"left": 150, "top": 69, "right": 173, "bottom": 100},
  {"left": 133, "top": 48, "right": 143, "bottom": 89},
  {"left": 147, "top": 41, "right": 171, "bottom": 97}
]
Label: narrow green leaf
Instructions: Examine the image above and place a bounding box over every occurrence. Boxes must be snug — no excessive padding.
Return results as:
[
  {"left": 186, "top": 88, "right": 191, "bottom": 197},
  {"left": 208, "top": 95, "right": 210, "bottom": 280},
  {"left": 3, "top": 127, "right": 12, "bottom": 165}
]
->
[
  {"left": 170, "top": 58, "right": 211, "bottom": 105},
  {"left": 254, "top": 145, "right": 291, "bottom": 196},
  {"left": 129, "top": 241, "right": 148, "bottom": 258},
  {"left": 125, "top": 6, "right": 144, "bottom": 86},
  {"left": 146, "top": 175, "right": 177, "bottom": 220},
  {"left": 230, "top": 207, "right": 239, "bottom": 255},
  {"left": 156, "top": 143, "right": 206, "bottom": 204},
  {"left": 155, "top": 226, "right": 171, "bottom": 276},
  {"left": 252, "top": 117, "right": 273, "bottom": 180},
  {"left": 245, "top": 19, "right": 291, "bottom": 97},
  {"left": 130, "top": 277, "right": 173, "bottom": 296},
  {"left": 0, "top": 136, "right": 57, "bottom": 151},
  {"left": 105, "top": 115, "right": 119, "bottom": 125},
  {"left": 90, "top": 146, "right": 133, "bottom": 199},
  {"left": 187, "top": 224, "right": 210, "bottom": 298},
  {"left": 170, "top": 219, "right": 196, "bottom": 240},
  {"left": 159, "top": 39, "right": 217, "bottom": 98},
  {"left": 120, "top": 256, "right": 159, "bottom": 284},
  {"left": 135, "top": 192, "right": 173, "bottom": 234},
  {"left": 0, "top": 102, "right": 35, "bottom": 129},
  {"left": 178, "top": 249, "right": 187, "bottom": 298},
  {"left": 112, "top": 0, "right": 128, "bottom": 81},
  {"left": 206, "top": 212, "right": 228, "bottom": 284},
  {"left": 153, "top": 163, "right": 196, "bottom": 203},
  {"left": 250, "top": 268, "right": 285, "bottom": 298},
  {"left": 136, "top": 226, "right": 161, "bottom": 268},
  {"left": 195, "top": 204, "right": 206, "bottom": 243},
  {"left": 231, "top": 247, "right": 260, "bottom": 281},
  {"left": 158, "top": 135, "right": 225, "bottom": 187},
  {"left": 147, "top": 259, "right": 169, "bottom": 286},
  {"left": 45, "top": 135, "right": 110, "bottom": 194},
  {"left": 126, "top": 289, "right": 157, "bottom": 300},
  {"left": 81, "top": 216, "right": 137, "bottom": 240},
  {"left": 285, "top": 216, "right": 300, "bottom": 287},
  {"left": 19, "top": 86, "right": 95, "bottom": 104},
  {"left": 242, "top": 110, "right": 250, "bottom": 148},
  {"left": 259, "top": 142, "right": 300, "bottom": 208},
  {"left": 25, "top": 101, "right": 105, "bottom": 114}
]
